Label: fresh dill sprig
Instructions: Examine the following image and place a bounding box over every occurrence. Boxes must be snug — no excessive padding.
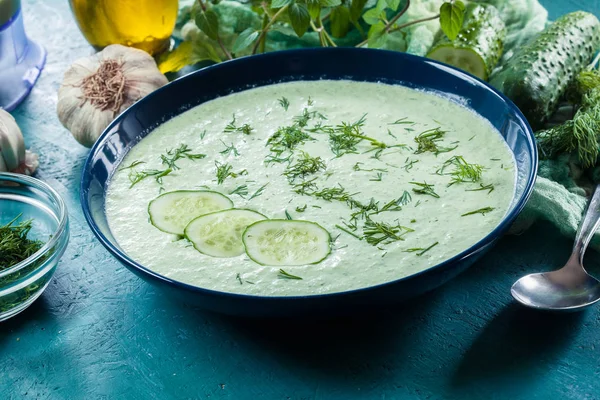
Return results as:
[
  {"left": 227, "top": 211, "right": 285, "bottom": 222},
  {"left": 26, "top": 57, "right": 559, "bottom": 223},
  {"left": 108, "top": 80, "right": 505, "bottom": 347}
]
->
[
  {"left": 219, "top": 140, "right": 239, "bottom": 157},
  {"left": 119, "top": 160, "right": 145, "bottom": 171},
  {"left": 466, "top": 183, "right": 495, "bottom": 194},
  {"left": 128, "top": 168, "right": 172, "bottom": 188},
  {"left": 404, "top": 241, "right": 439, "bottom": 256},
  {"left": 248, "top": 183, "right": 269, "bottom": 200},
  {"left": 436, "top": 155, "right": 484, "bottom": 186},
  {"left": 410, "top": 181, "right": 440, "bottom": 198},
  {"left": 292, "top": 178, "right": 319, "bottom": 195},
  {"left": 215, "top": 161, "right": 243, "bottom": 184},
  {"left": 329, "top": 114, "right": 367, "bottom": 157},
  {"left": 293, "top": 108, "right": 326, "bottom": 128},
  {"left": 414, "top": 127, "right": 457, "bottom": 155},
  {"left": 278, "top": 269, "right": 303, "bottom": 280},
  {"left": 160, "top": 144, "right": 206, "bottom": 170},
  {"left": 378, "top": 191, "right": 412, "bottom": 213},
  {"left": 388, "top": 118, "right": 415, "bottom": 125},
  {"left": 348, "top": 198, "right": 379, "bottom": 222},
  {"left": 403, "top": 159, "right": 419, "bottom": 172},
  {"left": 295, "top": 204, "right": 307, "bottom": 213},
  {"left": 0, "top": 215, "right": 44, "bottom": 270},
  {"left": 229, "top": 185, "right": 249, "bottom": 198},
  {"left": 461, "top": 207, "right": 495, "bottom": 216},
  {"left": 353, "top": 162, "right": 388, "bottom": 173},
  {"left": 278, "top": 97, "right": 290, "bottom": 111},
  {"left": 267, "top": 125, "right": 314, "bottom": 155},
  {"left": 363, "top": 219, "right": 414, "bottom": 246},
  {"left": 313, "top": 184, "right": 355, "bottom": 202},
  {"left": 335, "top": 224, "right": 362, "bottom": 239},
  {"left": 283, "top": 151, "right": 326, "bottom": 183},
  {"left": 370, "top": 172, "right": 383, "bottom": 182},
  {"left": 224, "top": 114, "right": 253, "bottom": 135},
  {"left": 264, "top": 153, "right": 292, "bottom": 165}
]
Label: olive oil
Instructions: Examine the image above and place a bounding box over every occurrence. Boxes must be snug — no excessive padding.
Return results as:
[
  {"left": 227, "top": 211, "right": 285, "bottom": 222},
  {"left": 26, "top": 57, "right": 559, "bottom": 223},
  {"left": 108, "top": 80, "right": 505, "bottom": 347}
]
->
[{"left": 69, "top": 0, "right": 178, "bottom": 55}]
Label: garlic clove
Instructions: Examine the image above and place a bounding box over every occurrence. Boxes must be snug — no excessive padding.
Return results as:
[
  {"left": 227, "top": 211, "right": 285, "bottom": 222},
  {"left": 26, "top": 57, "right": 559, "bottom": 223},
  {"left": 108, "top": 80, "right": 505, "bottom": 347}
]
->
[{"left": 0, "top": 109, "right": 25, "bottom": 171}]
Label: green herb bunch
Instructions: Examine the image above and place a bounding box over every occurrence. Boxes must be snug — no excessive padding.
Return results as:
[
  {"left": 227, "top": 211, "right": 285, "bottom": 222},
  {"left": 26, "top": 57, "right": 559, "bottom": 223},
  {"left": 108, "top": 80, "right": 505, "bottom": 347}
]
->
[{"left": 160, "top": 0, "right": 465, "bottom": 71}]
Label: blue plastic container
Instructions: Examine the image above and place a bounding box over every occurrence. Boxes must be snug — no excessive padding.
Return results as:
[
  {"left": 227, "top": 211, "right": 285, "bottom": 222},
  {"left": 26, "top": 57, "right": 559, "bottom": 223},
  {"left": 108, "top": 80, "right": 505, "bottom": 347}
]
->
[{"left": 0, "top": 0, "right": 46, "bottom": 111}]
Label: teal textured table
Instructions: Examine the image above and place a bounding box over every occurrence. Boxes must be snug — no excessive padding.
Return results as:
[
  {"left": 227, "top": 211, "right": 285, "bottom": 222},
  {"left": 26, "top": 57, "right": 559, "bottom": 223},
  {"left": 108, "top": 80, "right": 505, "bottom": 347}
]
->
[{"left": 3, "top": 1, "right": 600, "bottom": 399}]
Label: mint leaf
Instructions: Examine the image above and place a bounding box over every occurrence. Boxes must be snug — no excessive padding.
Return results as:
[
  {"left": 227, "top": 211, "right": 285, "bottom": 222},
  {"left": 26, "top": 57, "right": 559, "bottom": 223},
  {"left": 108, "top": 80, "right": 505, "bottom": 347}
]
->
[
  {"left": 289, "top": 3, "right": 311, "bottom": 37},
  {"left": 367, "top": 22, "right": 387, "bottom": 48},
  {"left": 362, "top": 8, "right": 384, "bottom": 25},
  {"left": 330, "top": 6, "right": 350, "bottom": 38},
  {"left": 349, "top": 0, "right": 368, "bottom": 23},
  {"left": 386, "top": 0, "right": 401, "bottom": 11},
  {"left": 233, "top": 28, "right": 260, "bottom": 53},
  {"left": 195, "top": 9, "right": 219, "bottom": 41},
  {"left": 320, "top": 0, "right": 342, "bottom": 7},
  {"left": 439, "top": 0, "right": 465, "bottom": 41},
  {"left": 271, "top": 0, "right": 293, "bottom": 9}
]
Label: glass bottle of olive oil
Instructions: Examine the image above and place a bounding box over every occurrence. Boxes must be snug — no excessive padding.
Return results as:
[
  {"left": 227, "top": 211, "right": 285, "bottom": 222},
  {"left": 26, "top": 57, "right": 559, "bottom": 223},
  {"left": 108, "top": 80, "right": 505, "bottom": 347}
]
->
[{"left": 69, "top": 0, "right": 179, "bottom": 55}]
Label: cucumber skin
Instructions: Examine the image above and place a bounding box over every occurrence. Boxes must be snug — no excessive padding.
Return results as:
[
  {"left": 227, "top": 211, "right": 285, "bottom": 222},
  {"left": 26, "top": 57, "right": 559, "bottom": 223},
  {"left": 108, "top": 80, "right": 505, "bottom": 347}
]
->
[
  {"left": 489, "top": 11, "right": 600, "bottom": 130},
  {"left": 428, "top": 3, "right": 506, "bottom": 80}
]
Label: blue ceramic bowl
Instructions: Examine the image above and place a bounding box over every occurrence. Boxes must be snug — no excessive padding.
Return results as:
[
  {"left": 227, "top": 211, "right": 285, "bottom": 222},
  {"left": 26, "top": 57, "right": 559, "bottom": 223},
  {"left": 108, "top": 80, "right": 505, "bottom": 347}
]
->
[{"left": 81, "top": 49, "right": 537, "bottom": 317}]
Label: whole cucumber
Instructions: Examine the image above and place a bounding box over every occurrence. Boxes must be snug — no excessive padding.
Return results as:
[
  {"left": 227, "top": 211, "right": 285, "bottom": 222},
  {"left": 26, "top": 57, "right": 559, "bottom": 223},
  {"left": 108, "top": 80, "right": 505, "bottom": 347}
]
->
[
  {"left": 427, "top": 3, "right": 506, "bottom": 81},
  {"left": 489, "top": 11, "right": 600, "bottom": 129}
]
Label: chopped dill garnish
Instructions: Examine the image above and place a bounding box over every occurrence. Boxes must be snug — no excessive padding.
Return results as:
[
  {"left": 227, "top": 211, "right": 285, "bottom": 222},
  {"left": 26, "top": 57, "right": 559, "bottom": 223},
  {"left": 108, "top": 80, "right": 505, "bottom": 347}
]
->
[
  {"left": 403, "top": 159, "right": 419, "bottom": 172},
  {"left": 128, "top": 168, "right": 172, "bottom": 188},
  {"left": 414, "top": 127, "right": 457, "bottom": 155},
  {"left": 215, "top": 161, "right": 242, "bottom": 184},
  {"left": 229, "top": 185, "right": 249, "bottom": 197},
  {"left": 348, "top": 198, "right": 379, "bottom": 222},
  {"left": 387, "top": 129, "right": 397, "bottom": 139},
  {"left": 370, "top": 172, "right": 383, "bottom": 182},
  {"left": 462, "top": 207, "right": 495, "bottom": 216},
  {"left": 468, "top": 135, "right": 476, "bottom": 141},
  {"left": 404, "top": 241, "right": 439, "bottom": 256},
  {"left": 278, "top": 97, "right": 290, "bottom": 111},
  {"left": 436, "top": 155, "right": 484, "bottom": 186},
  {"left": 466, "top": 183, "right": 495, "bottom": 194},
  {"left": 490, "top": 158, "right": 501, "bottom": 161},
  {"left": 295, "top": 204, "right": 307, "bottom": 213},
  {"left": 0, "top": 215, "right": 44, "bottom": 270},
  {"left": 283, "top": 151, "right": 326, "bottom": 182},
  {"left": 268, "top": 124, "right": 314, "bottom": 155},
  {"left": 278, "top": 269, "right": 303, "bottom": 280},
  {"left": 312, "top": 205, "right": 322, "bottom": 209},
  {"left": 353, "top": 162, "right": 388, "bottom": 173},
  {"left": 313, "top": 185, "right": 355, "bottom": 202},
  {"left": 410, "top": 182, "right": 440, "bottom": 198},
  {"left": 200, "top": 130, "right": 207, "bottom": 139},
  {"left": 307, "top": 96, "right": 314, "bottom": 106},
  {"left": 160, "top": 144, "right": 206, "bottom": 170},
  {"left": 293, "top": 108, "right": 325, "bottom": 128},
  {"left": 119, "top": 160, "right": 145, "bottom": 171},
  {"left": 363, "top": 219, "right": 414, "bottom": 246},
  {"left": 285, "top": 210, "right": 293, "bottom": 220},
  {"left": 388, "top": 118, "right": 415, "bottom": 125},
  {"left": 224, "top": 114, "right": 253, "bottom": 135},
  {"left": 219, "top": 140, "right": 239, "bottom": 157},
  {"left": 415, "top": 200, "right": 422, "bottom": 207},
  {"left": 248, "top": 183, "right": 269, "bottom": 200},
  {"left": 335, "top": 224, "right": 362, "bottom": 239},
  {"left": 378, "top": 191, "right": 412, "bottom": 213},
  {"left": 236, "top": 273, "right": 243, "bottom": 285},
  {"left": 292, "top": 178, "right": 319, "bottom": 195},
  {"left": 264, "top": 153, "right": 292, "bottom": 165}
]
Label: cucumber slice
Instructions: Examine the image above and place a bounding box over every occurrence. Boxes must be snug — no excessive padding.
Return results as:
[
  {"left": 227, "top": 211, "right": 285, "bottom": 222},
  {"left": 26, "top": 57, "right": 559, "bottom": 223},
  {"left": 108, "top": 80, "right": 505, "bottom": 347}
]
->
[
  {"left": 242, "top": 220, "right": 331, "bottom": 266},
  {"left": 148, "top": 190, "right": 234, "bottom": 235},
  {"left": 427, "top": 3, "right": 506, "bottom": 81},
  {"left": 185, "top": 209, "right": 267, "bottom": 258}
]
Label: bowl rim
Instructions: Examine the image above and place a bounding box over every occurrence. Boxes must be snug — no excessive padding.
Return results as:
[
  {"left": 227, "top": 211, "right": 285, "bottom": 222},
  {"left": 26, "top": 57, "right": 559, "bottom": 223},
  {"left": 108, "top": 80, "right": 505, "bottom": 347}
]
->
[
  {"left": 81, "top": 48, "right": 538, "bottom": 301},
  {"left": 0, "top": 172, "right": 69, "bottom": 279}
]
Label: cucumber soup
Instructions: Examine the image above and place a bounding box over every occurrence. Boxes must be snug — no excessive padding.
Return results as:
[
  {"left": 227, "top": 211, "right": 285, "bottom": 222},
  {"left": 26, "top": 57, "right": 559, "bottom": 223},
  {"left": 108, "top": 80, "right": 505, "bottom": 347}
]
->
[{"left": 105, "top": 80, "right": 516, "bottom": 296}]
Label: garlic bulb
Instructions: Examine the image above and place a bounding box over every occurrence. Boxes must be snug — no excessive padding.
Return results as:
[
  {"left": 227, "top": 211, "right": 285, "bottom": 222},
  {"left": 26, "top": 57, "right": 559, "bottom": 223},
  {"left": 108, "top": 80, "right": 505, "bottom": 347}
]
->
[
  {"left": 0, "top": 109, "right": 39, "bottom": 175},
  {"left": 57, "top": 44, "right": 169, "bottom": 148}
]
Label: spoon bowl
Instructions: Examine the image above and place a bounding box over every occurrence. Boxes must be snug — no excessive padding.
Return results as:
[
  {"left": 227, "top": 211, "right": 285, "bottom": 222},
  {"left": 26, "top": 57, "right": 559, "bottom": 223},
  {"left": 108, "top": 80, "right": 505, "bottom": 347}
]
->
[
  {"left": 511, "top": 266, "right": 600, "bottom": 311},
  {"left": 512, "top": 184, "right": 600, "bottom": 311}
]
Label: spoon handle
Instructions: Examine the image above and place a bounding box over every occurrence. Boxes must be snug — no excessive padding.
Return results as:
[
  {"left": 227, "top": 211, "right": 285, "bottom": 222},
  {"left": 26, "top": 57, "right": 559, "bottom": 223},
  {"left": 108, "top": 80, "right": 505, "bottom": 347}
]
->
[{"left": 573, "top": 185, "right": 600, "bottom": 265}]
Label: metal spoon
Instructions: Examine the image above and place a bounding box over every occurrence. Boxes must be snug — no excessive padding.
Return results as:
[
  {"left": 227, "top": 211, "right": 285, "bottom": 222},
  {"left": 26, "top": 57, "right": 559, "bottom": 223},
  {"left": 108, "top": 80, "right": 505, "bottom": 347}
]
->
[{"left": 511, "top": 185, "right": 600, "bottom": 311}]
